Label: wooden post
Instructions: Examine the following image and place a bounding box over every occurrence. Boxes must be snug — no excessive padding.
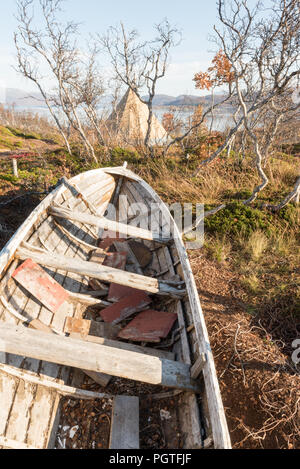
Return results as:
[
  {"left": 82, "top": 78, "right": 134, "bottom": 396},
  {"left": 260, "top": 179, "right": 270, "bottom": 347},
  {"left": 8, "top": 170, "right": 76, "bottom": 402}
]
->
[{"left": 12, "top": 158, "right": 18, "bottom": 178}]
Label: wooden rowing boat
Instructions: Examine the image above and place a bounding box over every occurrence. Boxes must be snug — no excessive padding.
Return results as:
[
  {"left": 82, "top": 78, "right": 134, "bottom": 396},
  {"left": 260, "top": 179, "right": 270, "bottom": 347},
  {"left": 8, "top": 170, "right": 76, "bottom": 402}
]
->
[{"left": 0, "top": 165, "right": 231, "bottom": 450}]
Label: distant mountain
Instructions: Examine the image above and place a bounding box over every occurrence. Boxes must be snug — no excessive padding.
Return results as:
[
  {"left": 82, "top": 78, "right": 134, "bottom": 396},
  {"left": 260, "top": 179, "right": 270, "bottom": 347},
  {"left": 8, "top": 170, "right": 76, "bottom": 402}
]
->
[
  {"left": 1, "top": 88, "right": 47, "bottom": 108},
  {"left": 1, "top": 88, "right": 229, "bottom": 110},
  {"left": 143, "top": 93, "right": 228, "bottom": 107}
]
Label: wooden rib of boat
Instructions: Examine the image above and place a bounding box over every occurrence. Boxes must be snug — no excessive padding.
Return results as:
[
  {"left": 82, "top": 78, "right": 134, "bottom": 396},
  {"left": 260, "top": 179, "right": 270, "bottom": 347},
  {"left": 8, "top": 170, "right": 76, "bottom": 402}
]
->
[{"left": 0, "top": 164, "right": 231, "bottom": 450}]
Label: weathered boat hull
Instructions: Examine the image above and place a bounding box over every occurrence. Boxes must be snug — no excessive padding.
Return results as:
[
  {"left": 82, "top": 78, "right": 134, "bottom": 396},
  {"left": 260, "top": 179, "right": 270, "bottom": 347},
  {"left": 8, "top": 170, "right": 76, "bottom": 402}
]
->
[{"left": 0, "top": 166, "right": 231, "bottom": 449}]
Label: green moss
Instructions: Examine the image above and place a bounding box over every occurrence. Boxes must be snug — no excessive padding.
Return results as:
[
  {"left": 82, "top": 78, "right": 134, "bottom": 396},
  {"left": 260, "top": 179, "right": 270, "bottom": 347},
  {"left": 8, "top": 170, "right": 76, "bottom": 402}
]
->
[
  {"left": 0, "top": 173, "right": 19, "bottom": 184},
  {"left": 6, "top": 127, "right": 41, "bottom": 140},
  {"left": 0, "top": 126, "right": 14, "bottom": 137}
]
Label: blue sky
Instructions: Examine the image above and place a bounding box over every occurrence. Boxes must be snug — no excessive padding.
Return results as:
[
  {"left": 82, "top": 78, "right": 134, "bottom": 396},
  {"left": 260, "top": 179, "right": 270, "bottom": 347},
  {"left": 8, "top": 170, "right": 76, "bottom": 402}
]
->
[{"left": 0, "top": 0, "right": 224, "bottom": 96}]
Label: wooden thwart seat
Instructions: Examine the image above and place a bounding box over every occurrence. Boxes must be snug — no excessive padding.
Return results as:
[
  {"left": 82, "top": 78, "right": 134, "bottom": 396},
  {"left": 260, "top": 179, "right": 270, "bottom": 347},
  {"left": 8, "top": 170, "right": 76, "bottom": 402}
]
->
[
  {"left": 0, "top": 324, "right": 199, "bottom": 392},
  {"left": 109, "top": 396, "right": 139, "bottom": 450},
  {"left": 49, "top": 204, "right": 173, "bottom": 245},
  {"left": 16, "top": 245, "right": 186, "bottom": 298}
]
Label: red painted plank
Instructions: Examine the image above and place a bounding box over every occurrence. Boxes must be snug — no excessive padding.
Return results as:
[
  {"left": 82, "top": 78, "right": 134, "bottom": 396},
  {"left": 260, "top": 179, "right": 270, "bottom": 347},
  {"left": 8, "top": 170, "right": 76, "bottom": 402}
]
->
[
  {"left": 12, "top": 259, "right": 69, "bottom": 314},
  {"left": 103, "top": 252, "right": 127, "bottom": 270},
  {"left": 89, "top": 251, "right": 127, "bottom": 291},
  {"left": 107, "top": 284, "right": 144, "bottom": 303},
  {"left": 118, "top": 310, "right": 178, "bottom": 343},
  {"left": 100, "top": 292, "right": 152, "bottom": 324},
  {"left": 98, "top": 231, "right": 127, "bottom": 250}
]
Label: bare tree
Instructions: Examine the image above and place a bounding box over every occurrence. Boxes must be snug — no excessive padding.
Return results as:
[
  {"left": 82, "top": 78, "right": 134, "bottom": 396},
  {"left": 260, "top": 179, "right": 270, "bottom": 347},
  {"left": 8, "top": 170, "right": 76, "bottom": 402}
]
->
[
  {"left": 208, "top": 0, "right": 300, "bottom": 205},
  {"left": 100, "top": 20, "right": 181, "bottom": 155},
  {"left": 14, "top": 0, "right": 102, "bottom": 162},
  {"left": 14, "top": 0, "right": 72, "bottom": 154},
  {"left": 69, "top": 47, "right": 106, "bottom": 146}
]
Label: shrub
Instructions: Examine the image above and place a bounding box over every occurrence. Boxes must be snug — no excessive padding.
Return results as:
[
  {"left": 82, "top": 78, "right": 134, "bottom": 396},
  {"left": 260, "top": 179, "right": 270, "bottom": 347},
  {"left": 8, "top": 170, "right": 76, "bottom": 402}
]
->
[
  {"left": 109, "top": 147, "right": 141, "bottom": 166},
  {"left": 205, "top": 202, "right": 270, "bottom": 237},
  {"left": 277, "top": 204, "right": 299, "bottom": 226}
]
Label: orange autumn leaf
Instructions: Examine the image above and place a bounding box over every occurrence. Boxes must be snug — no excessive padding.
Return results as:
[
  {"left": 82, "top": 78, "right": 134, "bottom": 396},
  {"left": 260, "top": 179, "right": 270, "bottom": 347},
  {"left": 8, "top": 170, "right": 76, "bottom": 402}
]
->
[{"left": 193, "top": 50, "right": 234, "bottom": 90}]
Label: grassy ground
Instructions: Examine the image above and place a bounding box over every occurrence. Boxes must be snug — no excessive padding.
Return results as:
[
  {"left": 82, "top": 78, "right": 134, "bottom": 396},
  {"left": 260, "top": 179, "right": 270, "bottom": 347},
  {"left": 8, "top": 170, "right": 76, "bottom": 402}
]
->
[{"left": 0, "top": 124, "right": 299, "bottom": 448}]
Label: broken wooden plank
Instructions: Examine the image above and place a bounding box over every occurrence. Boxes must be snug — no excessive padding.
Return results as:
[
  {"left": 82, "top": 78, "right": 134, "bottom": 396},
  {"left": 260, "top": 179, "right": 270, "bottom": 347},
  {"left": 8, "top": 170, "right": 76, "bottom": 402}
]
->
[
  {"left": 83, "top": 370, "right": 111, "bottom": 388},
  {"left": 98, "top": 232, "right": 127, "bottom": 251},
  {"left": 100, "top": 292, "right": 152, "bottom": 324},
  {"left": 118, "top": 310, "right": 178, "bottom": 343},
  {"left": 88, "top": 279, "right": 108, "bottom": 292},
  {"left": 109, "top": 396, "right": 139, "bottom": 450},
  {"left": 128, "top": 241, "right": 153, "bottom": 269},
  {"left": 0, "top": 324, "right": 198, "bottom": 392},
  {"left": 111, "top": 162, "right": 127, "bottom": 207},
  {"left": 0, "top": 363, "right": 113, "bottom": 401},
  {"left": 107, "top": 284, "right": 144, "bottom": 303},
  {"left": 16, "top": 246, "right": 186, "bottom": 298},
  {"left": 64, "top": 317, "right": 121, "bottom": 340},
  {"left": 12, "top": 259, "right": 70, "bottom": 314},
  {"left": 49, "top": 205, "right": 172, "bottom": 244},
  {"left": 113, "top": 241, "right": 144, "bottom": 275},
  {"left": 103, "top": 252, "right": 127, "bottom": 270}
]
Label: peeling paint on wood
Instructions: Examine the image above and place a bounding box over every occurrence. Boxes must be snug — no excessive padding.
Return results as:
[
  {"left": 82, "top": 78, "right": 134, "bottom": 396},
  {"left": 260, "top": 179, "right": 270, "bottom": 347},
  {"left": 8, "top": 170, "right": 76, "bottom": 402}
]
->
[
  {"left": 100, "top": 292, "right": 152, "bottom": 324},
  {"left": 12, "top": 259, "right": 69, "bottom": 314},
  {"left": 118, "top": 310, "right": 177, "bottom": 343}
]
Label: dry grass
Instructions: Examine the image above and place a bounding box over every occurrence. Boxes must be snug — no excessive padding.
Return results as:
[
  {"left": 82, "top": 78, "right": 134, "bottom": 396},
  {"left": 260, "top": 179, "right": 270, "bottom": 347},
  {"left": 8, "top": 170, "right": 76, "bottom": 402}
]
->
[
  {"left": 246, "top": 230, "right": 269, "bottom": 261},
  {"left": 205, "top": 235, "right": 232, "bottom": 264}
]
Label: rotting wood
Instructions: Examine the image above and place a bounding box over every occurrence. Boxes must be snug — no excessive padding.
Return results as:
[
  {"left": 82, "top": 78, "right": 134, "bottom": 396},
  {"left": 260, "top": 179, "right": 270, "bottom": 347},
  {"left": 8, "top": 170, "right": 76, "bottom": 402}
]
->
[
  {"left": 0, "top": 324, "right": 198, "bottom": 392},
  {"left": 128, "top": 241, "right": 153, "bottom": 269},
  {"left": 109, "top": 396, "right": 139, "bottom": 450},
  {"left": 64, "top": 317, "right": 121, "bottom": 340},
  {"left": 113, "top": 241, "right": 144, "bottom": 275},
  {"left": 0, "top": 165, "right": 231, "bottom": 449},
  {"left": 49, "top": 204, "right": 172, "bottom": 245},
  {"left": 0, "top": 364, "right": 113, "bottom": 401},
  {"left": 16, "top": 246, "right": 186, "bottom": 298},
  {"left": 191, "top": 353, "right": 207, "bottom": 380}
]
